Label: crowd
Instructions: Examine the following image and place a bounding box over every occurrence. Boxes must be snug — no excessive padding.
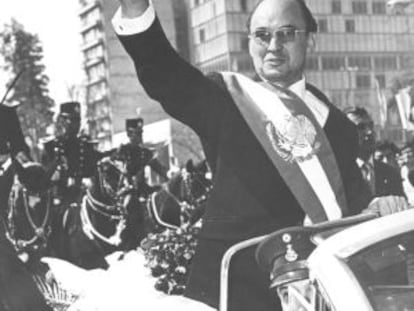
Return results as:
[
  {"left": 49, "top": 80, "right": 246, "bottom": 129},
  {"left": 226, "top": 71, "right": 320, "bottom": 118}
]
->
[{"left": 0, "top": 0, "right": 413, "bottom": 310}]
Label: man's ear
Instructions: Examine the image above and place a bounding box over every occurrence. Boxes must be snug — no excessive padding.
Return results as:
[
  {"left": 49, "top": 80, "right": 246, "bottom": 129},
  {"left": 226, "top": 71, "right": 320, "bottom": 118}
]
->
[{"left": 306, "top": 33, "right": 316, "bottom": 52}]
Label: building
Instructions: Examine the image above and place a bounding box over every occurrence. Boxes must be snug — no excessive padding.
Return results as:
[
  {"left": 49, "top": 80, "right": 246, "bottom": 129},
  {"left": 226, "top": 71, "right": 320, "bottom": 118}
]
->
[
  {"left": 78, "top": 0, "right": 201, "bottom": 161},
  {"left": 306, "top": 0, "right": 414, "bottom": 142},
  {"left": 188, "top": 0, "right": 414, "bottom": 142},
  {"left": 188, "top": 0, "right": 258, "bottom": 75}
]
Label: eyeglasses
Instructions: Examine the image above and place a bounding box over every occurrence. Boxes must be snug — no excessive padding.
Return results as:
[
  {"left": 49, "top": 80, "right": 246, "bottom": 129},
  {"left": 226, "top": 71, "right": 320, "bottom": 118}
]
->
[{"left": 249, "top": 28, "right": 307, "bottom": 46}]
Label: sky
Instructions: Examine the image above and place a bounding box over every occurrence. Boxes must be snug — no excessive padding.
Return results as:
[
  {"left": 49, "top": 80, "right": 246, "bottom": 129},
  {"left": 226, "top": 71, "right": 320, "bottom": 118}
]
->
[{"left": 0, "top": 0, "right": 84, "bottom": 104}]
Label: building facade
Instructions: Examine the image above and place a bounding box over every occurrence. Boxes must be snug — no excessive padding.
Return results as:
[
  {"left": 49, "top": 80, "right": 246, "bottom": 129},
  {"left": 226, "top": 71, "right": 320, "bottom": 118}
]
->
[
  {"left": 188, "top": 0, "right": 414, "bottom": 137},
  {"left": 188, "top": 0, "right": 258, "bottom": 75},
  {"left": 306, "top": 0, "right": 414, "bottom": 128},
  {"left": 78, "top": 0, "right": 192, "bottom": 152}
]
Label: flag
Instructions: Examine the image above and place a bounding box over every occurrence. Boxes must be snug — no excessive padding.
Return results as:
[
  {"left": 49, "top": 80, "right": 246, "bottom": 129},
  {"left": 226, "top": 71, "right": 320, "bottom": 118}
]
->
[
  {"left": 374, "top": 78, "right": 388, "bottom": 127},
  {"left": 395, "top": 86, "right": 414, "bottom": 130}
]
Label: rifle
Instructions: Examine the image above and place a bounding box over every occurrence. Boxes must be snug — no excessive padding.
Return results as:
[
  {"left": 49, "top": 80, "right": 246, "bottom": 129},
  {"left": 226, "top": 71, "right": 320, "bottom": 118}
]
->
[{"left": 0, "top": 69, "right": 25, "bottom": 107}]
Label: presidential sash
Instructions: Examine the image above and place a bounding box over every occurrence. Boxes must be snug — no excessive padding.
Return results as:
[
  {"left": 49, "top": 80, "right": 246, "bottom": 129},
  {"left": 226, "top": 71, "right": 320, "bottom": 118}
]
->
[{"left": 221, "top": 72, "right": 348, "bottom": 224}]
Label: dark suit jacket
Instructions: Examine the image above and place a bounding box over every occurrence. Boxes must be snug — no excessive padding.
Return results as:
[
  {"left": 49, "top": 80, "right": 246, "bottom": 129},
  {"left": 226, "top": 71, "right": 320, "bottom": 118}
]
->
[
  {"left": 374, "top": 160, "right": 405, "bottom": 197},
  {"left": 118, "top": 18, "right": 372, "bottom": 311}
]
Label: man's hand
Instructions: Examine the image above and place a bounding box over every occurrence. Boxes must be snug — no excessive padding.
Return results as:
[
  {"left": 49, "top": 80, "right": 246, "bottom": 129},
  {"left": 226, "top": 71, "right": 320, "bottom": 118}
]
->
[
  {"left": 118, "top": 0, "right": 149, "bottom": 18},
  {"left": 363, "top": 195, "right": 410, "bottom": 217}
]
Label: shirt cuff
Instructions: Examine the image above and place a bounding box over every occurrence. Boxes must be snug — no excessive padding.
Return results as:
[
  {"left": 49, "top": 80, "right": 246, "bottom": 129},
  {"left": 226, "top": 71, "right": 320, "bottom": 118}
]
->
[{"left": 112, "top": 0, "right": 155, "bottom": 36}]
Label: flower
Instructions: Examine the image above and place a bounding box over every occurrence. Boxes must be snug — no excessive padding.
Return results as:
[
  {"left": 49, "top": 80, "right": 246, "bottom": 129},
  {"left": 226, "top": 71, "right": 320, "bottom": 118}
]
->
[{"left": 141, "top": 226, "right": 200, "bottom": 295}]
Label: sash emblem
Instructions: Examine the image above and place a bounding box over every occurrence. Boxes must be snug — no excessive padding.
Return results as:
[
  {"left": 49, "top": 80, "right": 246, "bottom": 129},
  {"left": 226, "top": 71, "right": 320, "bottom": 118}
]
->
[{"left": 266, "top": 114, "right": 320, "bottom": 163}]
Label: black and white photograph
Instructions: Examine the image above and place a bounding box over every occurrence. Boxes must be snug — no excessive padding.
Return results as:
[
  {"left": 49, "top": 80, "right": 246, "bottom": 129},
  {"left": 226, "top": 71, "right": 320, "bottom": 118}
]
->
[{"left": 0, "top": 0, "right": 414, "bottom": 310}]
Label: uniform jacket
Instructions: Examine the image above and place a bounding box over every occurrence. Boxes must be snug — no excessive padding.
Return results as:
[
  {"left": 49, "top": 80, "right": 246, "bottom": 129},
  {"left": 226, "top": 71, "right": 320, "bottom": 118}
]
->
[
  {"left": 41, "top": 134, "right": 100, "bottom": 179},
  {"left": 115, "top": 143, "right": 154, "bottom": 177},
  {"left": 118, "top": 19, "right": 372, "bottom": 311}
]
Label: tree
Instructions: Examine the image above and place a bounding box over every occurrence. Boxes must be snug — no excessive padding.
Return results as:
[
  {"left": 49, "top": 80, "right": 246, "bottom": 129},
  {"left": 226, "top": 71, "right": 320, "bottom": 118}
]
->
[{"left": 0, "top": 19, "right": 54, "bottom": 159}]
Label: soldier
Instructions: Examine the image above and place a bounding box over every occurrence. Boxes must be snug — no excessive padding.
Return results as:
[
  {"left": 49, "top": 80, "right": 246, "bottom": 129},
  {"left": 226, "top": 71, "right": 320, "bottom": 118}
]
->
[
  {"left": 256, "top": 224, "right": 351, "bottom": 311},
  {"left": 0, "top": 103, "right": 31, "bottom": 165},
  {"left": 41, "top": 102, "right": 101, "bottom": 205},
  {"left": 0, "top": 102, "right": 31, "bottom": 216},
  {"left": 113, "top": 118, "right": 168, "bottom": 199}
]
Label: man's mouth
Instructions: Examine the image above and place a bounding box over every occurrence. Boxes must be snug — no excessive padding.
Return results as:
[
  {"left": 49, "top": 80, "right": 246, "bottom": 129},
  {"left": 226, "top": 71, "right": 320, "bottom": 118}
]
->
[{"left": 265, "top": 58, "right": 285, "bottom": 66}]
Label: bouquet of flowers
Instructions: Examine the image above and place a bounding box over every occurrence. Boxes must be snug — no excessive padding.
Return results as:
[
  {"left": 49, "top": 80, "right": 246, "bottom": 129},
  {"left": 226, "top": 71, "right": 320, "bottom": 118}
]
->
[{"left": 141, "top": 226, "right": 200, "bottom": 295}]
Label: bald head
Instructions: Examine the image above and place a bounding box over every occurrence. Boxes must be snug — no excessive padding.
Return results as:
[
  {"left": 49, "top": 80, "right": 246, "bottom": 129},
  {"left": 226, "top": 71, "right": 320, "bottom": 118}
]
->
[{"left": 247, "top": 0, "right": 317, "bottom": 33}]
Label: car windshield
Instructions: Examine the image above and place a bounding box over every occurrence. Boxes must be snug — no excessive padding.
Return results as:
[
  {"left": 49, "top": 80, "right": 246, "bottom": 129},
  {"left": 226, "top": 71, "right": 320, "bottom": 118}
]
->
[{"left": 347, "top": 230, "right": 414, "bottom": 311}]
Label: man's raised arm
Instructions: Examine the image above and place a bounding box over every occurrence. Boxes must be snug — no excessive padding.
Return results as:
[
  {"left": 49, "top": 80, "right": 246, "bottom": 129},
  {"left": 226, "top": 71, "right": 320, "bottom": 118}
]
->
[{"left": 112, "top": 0, "right": 227, "bottom": 145}]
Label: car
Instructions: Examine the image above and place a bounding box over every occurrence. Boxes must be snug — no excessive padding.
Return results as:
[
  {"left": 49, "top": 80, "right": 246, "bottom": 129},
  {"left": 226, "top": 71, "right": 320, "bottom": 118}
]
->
[
  {"left": 40, "top": 209, "right": 414, "bottom": 311},
  {"left": 307, "top": 209, "right": 414, "bottom": 311},
  {"left": 224, "top": 209, "right": 414, "bottom": 311}
]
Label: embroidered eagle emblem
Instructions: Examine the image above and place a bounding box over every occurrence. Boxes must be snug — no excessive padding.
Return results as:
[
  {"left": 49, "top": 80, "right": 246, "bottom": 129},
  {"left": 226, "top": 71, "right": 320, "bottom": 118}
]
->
[{"left": 266, "top": 114, "right": 321, "bottom": 163}]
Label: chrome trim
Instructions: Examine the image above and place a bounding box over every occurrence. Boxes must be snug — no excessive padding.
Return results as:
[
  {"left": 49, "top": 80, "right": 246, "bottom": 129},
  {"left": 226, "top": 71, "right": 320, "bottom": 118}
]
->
[
  {"left": 318, "top": 209, "right": 414, "bottom": 259},
  {"left": 219, "top": 235, "right": 268, "bottom": 311}
]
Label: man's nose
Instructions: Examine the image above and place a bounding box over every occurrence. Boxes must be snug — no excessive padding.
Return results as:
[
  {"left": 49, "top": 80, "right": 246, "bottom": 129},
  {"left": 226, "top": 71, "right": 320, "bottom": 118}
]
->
[{"left": 267, "top": 36, "right": 283, "bottom": 51}]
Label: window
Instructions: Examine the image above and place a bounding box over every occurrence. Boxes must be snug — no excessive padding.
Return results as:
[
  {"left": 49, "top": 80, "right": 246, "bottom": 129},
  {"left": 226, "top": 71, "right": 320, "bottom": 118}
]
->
[
  {"left": 83, "top": 27, "right": 102, "bottom": 45},
  {"left": 375, "top": 74, "right": 386, "bottom": 88},
  {"left": 356, "top": 75, "right": 371, "bottom": 88},
  {"left": 374, "top": 56, "right": 397, "bottom": 70},
  {"left": 332, "top": 1, "right": 342, "bottom": 13},
  {"left": 345, "top": 19, "right": 355, "bottom": 33},
  {"left": 85, "top": 44, "right": 104, "bottom": 61},
  {"left": 347, "top": 231, "right": 414, "bottom": 311},
  {"left": 88, "top": 81, "right": 107, "bottom": 102},
  {"left": 241, "top": 37, "right": 249, "bottom": 50},
  {"left": 372, "top": 2, "right": 386, "bottom": 14},
  {"left": 321, "top": 56, "right": 345, "bottom": 70},
  {"left": 80, "top": 7, "right": 101, "bottom": 28},
  {"left": 318, "top": 19, "right": 328, "bottom": 33},
  {"left": 306, "top": 56, "right": 319, "bottom": 70},
  {"left": 348, "top": 56, "right": 371, "bottom": 70},
  {"left": 199, "top": 28, "right": 206, "bottom": 43},
  {"left": 352, "top": 1, "right": 368, "bottom": 14},
  {"left": 87, "top": 62, "right": 106, "bottom": 82},
  {"left": 240, "top": 0, "right": 248, "bottom": 12},
  {"left": 400, "top": 55, "right": 414, "bottom": 68}
]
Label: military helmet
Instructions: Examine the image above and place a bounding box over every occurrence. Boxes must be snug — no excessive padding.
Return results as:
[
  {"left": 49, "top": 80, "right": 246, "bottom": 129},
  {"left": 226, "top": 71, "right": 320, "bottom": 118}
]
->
[
  {"left": 125, "top": 118, "right": 144, "bottom": 130},
  {"left": 59, "top": 102, "right": 81, "bottom": 119}
]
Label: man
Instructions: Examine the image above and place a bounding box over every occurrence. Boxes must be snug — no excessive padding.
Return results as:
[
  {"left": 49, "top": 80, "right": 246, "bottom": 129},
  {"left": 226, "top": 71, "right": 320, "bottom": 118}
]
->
[
  {"left": 112, "top": 117, "right": 168, "bottom": 199},
  {"left": 112, "top": 0, "right": 407, "bottom": 310},
  {"left": 255, "top": 226, "right": 329, "bottom": 311},
  {"left": 0, "top": 103, "right": 30, "bottom": 164},
  {"left": 344, "top": 107, "right": 405, "bottom": 197},
  {"left": 41, "top": 102, "right": 101, "bottom": 205},
  {"left": 374, "top": 140, "right": 400, "bottom": 170},
  {"left": 0, "top": 102, "right": 31, "bottom": 216}
]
